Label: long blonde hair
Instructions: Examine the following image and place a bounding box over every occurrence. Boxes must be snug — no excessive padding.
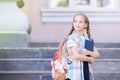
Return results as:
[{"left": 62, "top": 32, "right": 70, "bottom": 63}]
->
[
  {"left": 69, "top": 13, "right": 91, "bottom": 38},
  {"left": 59, "top": 13, "right": 91, "bottom": 54}
]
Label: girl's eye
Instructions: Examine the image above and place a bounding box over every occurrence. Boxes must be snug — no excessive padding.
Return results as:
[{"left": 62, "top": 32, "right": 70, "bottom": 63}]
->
[{"left": 74, "top": 21, "right": 83, "bottom": 23}]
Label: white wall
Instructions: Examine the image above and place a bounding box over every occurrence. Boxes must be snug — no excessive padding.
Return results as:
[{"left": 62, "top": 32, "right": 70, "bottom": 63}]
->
[{"left": 28, "top": 0, "right": 120, "bottom": 43}]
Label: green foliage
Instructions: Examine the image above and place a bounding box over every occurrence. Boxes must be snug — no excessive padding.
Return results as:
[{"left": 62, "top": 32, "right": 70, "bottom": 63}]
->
[{"left": 16, "top": 0, "right": 25, "bottom": 8}]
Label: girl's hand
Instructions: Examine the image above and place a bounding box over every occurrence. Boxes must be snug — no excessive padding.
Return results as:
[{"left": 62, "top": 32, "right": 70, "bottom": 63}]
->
[
  {"left": 81, "top": 49, "right": 90, "bottom": 56},
  {"left": 88, "top": 57, "right": 95, "bottom": 64},
  {"left": 83, "top": 47, "right": 100, "bottom": 58},
  {"left": 82, "top": 49, "right": 95, "bottom": 63}
]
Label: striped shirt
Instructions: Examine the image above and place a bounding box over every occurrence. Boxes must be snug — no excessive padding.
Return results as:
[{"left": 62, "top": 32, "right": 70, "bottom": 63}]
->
[{"left": 66, "top": 31, "right": 94, "bottom": 80}]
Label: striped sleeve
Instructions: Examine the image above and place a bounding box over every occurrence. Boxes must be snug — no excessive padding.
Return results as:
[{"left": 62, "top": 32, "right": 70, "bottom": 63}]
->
[{"left": 66, "top": 36, "right": 77, "bottom": 48}]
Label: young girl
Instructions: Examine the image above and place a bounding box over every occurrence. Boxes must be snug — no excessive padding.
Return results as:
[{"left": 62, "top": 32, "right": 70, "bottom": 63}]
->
[{"left": 65, "top": 13, "right": 100, "bottom": 80}]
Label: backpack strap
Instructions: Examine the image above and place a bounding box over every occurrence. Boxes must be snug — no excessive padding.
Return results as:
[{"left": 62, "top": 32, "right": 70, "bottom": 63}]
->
[{"left": 58, "top": 35, "right": 69, "bottom": 58}]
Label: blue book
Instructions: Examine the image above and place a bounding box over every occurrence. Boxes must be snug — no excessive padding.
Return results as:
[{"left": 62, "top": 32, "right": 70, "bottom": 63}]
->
[
  {"left": 84, "top": 39, "right": 94, "bottom": 51},
  {"left": 83, "top": 38, "right": 94, "bottom": 80}
]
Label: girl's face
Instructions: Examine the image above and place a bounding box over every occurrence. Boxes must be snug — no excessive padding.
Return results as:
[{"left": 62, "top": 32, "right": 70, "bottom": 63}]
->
[{"left": 73, "top": 15, "right": 87, "bottom": 31}]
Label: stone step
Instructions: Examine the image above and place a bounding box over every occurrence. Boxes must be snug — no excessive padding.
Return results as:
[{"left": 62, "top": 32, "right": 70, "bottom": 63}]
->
[
  {"left": 0, "top": 58, "right": 51, "bottom": 71},
  {"left": 93, "top": 59, "right": 120, "bottom": 73},
  {"left": 0, "top": 73, "right": 119, "bottom": 80},
  {"left": 0, "top": 48, "right": 120, "bottom": 59},
  {"left": 0, "top": 71, "right": 119, "bottom": 80},
  {"left": 0, "top": 48, "right": 55, "bottom": 59},
  {"left": 0, "top": 73, "right": 52, "bottom": 80},
  {"left": 0, "top": 58, "right": 119, "bottom": 71},
  {"left": 29, "top": 43, "right": 120, "bottom": 48},
  {"left": 93, "top": 72, "right": 120, "bottom": 80},
  {"left": 97, "top": 48, "right": 120, "bottom": 59},
  {"left": 0, "top": 48, "right": 119, "bottom": 80},
  {"left": 0, "top": 74, "right": 119, "bottom": 80},
  {"left": 0, "top": 69, "right": 119, "bottom": 80}
]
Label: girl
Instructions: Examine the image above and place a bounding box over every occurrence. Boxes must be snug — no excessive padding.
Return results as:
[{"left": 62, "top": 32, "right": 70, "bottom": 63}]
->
[{"left": 66, "top": 13, "right": 100, "bottom": 80}]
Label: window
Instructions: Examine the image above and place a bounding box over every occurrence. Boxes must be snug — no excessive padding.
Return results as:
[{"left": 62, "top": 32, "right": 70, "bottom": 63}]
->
[
  {"left": 50, "top": 0, "right": 118, "bottom": 9},
  {"left": 41, "top": 0, "right": 120, "bottom": 23},
  {"left": 69, "top": 0, "right": 92, "bottom": 7},
  {"left": 50, "top": 0, "right": 69, "bottom": 8}
]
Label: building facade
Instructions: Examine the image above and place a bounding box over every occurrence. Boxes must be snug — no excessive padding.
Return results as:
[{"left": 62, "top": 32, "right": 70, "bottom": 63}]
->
[{"left": 2, "top": 0, "right": 120, "bottom": 43}]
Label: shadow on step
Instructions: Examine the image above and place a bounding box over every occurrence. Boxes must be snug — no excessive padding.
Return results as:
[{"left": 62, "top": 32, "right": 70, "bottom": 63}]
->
[{"left": 29, "top": 43, "right": 120, "bottom": 48}]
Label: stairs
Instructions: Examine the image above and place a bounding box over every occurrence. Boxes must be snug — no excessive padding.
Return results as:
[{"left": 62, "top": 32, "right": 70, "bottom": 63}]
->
[
  {"left": 0, "top": 43, "right": 120, "bottom": 80},
  {"left": 0, "top": 48, "right": 53, "bottom": 80}
]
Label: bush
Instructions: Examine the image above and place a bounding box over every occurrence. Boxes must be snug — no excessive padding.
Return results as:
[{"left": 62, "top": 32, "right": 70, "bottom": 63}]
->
[{"left": 16, "top": 0, "right": 25, "bottom": 8}]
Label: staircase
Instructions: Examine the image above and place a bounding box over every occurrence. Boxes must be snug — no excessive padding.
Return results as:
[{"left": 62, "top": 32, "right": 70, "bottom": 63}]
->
[{"left": 0, "top": 43, "right": 120, "bottom": 80}]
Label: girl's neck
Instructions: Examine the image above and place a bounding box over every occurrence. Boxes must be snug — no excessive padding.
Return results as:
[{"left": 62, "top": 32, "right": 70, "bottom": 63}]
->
[{"left": 76, "top": 30, "right": 84, "bottom": 36}]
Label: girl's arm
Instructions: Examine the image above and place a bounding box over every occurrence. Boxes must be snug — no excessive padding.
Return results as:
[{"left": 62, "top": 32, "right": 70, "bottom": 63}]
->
[
  {"left": 82, "top": 47, "right": 100, "bottom": 58},
  {"left": 70, "top": 46, "right": 95, "bottom": 64}
]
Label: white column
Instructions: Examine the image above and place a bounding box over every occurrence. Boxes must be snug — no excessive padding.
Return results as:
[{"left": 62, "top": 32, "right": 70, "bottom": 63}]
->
[{"left": 0, "top": 0, "right": 30, "bottom": 47}]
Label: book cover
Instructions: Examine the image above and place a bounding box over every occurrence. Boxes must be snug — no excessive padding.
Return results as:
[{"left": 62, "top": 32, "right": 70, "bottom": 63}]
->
[
  {"left": 84, "top": 39, "right": 94, "bottom": 51},
  {"left": 83, "top": 39, "right": 94, "bottom": 80}
]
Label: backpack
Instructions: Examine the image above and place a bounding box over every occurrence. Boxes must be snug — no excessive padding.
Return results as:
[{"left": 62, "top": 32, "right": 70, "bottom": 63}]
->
[{"left": 51, "top": 39, "right": 68, "bottom": 80}]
